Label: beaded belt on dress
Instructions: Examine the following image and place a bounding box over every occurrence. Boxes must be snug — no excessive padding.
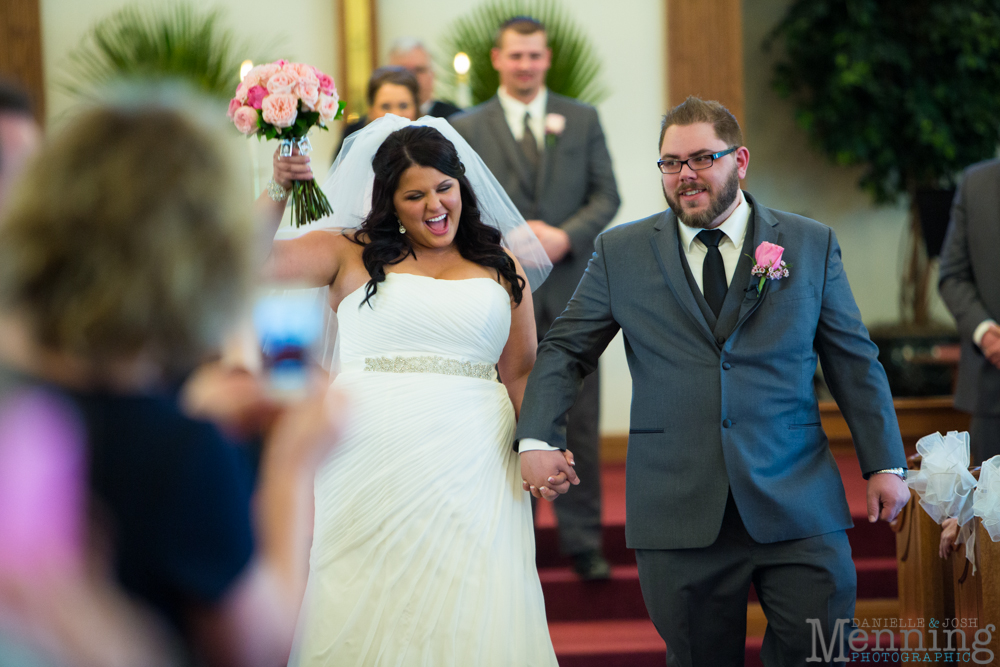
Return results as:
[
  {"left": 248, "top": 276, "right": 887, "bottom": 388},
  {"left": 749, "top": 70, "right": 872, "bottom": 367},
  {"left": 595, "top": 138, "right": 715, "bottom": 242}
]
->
[{"left": 363, "top": 355, "right": 497, "bottom": 381}]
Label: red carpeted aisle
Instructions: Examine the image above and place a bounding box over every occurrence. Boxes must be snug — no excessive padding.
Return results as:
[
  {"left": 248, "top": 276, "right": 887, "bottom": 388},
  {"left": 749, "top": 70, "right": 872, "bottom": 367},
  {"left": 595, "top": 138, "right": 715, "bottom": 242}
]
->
[{"left": 535, "top": 453, "right": 898, "bottom": 666}]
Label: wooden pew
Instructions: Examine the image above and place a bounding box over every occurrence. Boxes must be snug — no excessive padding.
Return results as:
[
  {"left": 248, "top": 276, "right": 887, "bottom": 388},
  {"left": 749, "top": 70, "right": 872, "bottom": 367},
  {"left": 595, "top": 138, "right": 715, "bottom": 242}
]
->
[
  {"left": 893, "top": 455, "right": 955, "bottom": 650},
  {"left": 950, "top": 466, "right": 1000, "bottom": 659}
]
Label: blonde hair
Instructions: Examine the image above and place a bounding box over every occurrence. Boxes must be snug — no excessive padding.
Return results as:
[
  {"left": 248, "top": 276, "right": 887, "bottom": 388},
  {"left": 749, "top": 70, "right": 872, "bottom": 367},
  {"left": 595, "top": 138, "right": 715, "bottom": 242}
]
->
[{"left": 0, "top": 92, "right": 252, "bottom": 379}]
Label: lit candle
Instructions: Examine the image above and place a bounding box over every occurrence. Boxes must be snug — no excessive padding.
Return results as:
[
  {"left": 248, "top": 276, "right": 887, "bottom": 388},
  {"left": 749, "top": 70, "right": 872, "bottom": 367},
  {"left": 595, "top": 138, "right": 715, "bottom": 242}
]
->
[{"left": 453, "top": 52, "right": 471, "bottom": 109}]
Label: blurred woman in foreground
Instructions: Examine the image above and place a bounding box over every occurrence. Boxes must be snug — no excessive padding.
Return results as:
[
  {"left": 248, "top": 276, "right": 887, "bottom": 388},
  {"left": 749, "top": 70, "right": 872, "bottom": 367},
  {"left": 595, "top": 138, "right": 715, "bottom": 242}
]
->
[{"left": 0, "top": 90, "right": 339, "bottom": 667}]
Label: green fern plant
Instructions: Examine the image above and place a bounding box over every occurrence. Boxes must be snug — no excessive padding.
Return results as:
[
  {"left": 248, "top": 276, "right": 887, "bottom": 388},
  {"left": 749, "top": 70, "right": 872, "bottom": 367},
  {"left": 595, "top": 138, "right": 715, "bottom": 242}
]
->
[
  {"left": 61, "top": 2, "right": 277, "bottom": 101},
  {"left": 439, "top": 0, "right": 608, "bottom": 107}
]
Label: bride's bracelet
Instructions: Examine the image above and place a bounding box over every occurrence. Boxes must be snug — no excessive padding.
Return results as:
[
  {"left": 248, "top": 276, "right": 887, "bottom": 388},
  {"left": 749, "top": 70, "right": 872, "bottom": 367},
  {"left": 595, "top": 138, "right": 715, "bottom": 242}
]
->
[{"left": 267, "top": 178, "right": 289, "bottom": 202}]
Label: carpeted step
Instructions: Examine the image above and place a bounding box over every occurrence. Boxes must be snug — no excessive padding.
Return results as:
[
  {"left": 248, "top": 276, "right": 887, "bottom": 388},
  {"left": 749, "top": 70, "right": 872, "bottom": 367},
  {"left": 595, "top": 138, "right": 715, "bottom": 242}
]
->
[
  {"left": 533, "top": 463, "right": 897, "bottom": 567},
  {"left": 535, "top": 515, "right": 895, "bottom": 567},
  {"left": 541, "top": 565, "right": 646, "bottom": 621},
  {"left": 549, "top": 619, "right": 665, "bottom": 667},
  {"left": 543, "top": 558, "right": 897, "bottom": 622}
]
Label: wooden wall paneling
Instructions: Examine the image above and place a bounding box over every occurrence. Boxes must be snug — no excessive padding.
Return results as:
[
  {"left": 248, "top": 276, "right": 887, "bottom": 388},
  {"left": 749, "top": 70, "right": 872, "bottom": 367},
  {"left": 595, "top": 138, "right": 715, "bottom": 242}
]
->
[
  {"left": 0, "top": 0, "right": 45, "bottom": 122},
  {"left": 666, "top": 0, "right": 744, "bottom": 129}
]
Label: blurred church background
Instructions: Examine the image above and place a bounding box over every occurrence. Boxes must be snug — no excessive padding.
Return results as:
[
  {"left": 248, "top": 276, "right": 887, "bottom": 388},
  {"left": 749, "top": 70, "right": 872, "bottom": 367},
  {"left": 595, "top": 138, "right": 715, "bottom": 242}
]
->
[
  {"left": 7, "top": 0, "right": 976, "bottom": 441},
  {"left": 6, "top": 1, "right": 1000, "bottom": 664}
]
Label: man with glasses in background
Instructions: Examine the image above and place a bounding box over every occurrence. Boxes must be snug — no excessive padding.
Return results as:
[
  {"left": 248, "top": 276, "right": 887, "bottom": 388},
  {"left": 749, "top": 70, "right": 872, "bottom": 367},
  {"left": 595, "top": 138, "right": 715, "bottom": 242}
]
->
[
  {"left": 515, "top": 96, "right": 909, "bottom": 666},
  {"left": 452, "top": 15, "right": 620, "bottom": 580}
]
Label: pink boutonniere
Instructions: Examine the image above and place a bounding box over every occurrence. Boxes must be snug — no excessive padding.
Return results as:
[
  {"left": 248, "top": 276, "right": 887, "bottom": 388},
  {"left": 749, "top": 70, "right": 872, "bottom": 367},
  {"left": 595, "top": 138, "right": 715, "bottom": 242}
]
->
[
  {"left": 544, "top": 113, "right": 565, "bottom": 147},
  {"left": 748, "top": 242, "right": 789, "bottom": 295}
]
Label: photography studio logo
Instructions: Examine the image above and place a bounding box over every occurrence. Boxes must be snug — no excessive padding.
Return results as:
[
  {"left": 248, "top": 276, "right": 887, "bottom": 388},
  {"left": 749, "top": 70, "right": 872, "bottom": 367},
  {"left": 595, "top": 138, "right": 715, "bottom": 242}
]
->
[{"left": 806, "top": 617, "right": 996, "bottom": 663}]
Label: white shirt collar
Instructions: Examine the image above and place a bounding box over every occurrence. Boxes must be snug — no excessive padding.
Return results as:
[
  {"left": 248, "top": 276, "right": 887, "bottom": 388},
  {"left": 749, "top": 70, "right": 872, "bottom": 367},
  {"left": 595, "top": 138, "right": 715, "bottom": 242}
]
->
[
  {"left": 497, "top": 86, "right": 547, "bottom": 119},
  {"left": 497, "top": 87, "right": 548, "bottom": 147},
  {"left": 676, "top": 190, "right": 751, "bottom": 252}
]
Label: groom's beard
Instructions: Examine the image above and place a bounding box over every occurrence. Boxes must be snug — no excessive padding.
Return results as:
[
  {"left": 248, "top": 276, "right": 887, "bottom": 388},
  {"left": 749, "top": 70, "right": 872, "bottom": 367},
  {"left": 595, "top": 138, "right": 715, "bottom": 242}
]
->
[{"left": 663, "top": 167, "right": 741, "bottom": 230}]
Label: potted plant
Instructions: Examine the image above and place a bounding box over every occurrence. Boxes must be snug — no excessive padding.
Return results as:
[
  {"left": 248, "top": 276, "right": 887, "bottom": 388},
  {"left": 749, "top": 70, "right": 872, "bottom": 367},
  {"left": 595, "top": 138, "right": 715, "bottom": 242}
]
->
[
  {"left": 62, "top": 2, "right": 276, "bottom": 102},
  {"left": 767, "top": 0, "right": 1000, "bottom": 395}
]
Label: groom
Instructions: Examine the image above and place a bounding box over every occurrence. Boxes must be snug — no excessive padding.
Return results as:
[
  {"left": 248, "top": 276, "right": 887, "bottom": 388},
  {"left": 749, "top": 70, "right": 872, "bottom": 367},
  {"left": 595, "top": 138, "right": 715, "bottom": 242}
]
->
[{"left": 516, "top": 97, "right": 910, "bottom": 666}]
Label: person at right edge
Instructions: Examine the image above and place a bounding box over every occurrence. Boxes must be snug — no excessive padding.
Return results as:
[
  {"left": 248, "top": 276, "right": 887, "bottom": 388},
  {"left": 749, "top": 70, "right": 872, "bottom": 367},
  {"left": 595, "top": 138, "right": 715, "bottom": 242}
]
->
[
  {"left": 451, "top": 15, "right": 620, "bottom": 580},
  {"left": 515, "top": 96, "right": 910, "bottom": 666},
  {"left": 938, "top": 157, "right": 1000, "bottom": 465}
]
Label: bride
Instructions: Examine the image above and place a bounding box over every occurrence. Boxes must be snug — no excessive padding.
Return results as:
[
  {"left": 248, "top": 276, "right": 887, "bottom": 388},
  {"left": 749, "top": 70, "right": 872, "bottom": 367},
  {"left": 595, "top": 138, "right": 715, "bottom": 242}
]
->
[{"left": 257, "top": 115, "right": 572, "bottom": 666}]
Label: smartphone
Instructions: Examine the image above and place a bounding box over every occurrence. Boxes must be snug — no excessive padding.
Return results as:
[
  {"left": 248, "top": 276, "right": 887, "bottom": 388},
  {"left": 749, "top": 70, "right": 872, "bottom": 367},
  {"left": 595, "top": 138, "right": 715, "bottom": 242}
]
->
[{"left": 253, "top": 289, "right": 324, "bottom": 400}]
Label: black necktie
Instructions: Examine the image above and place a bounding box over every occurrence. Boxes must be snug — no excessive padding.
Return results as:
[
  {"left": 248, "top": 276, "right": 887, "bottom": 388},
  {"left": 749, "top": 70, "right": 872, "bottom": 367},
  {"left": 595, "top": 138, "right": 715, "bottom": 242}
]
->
[
  {"left": 697, "top": 229, "right": 727, "bottom": 318},
  {"left": 521, "top": 111, "right": 539, "bottom": 168}
]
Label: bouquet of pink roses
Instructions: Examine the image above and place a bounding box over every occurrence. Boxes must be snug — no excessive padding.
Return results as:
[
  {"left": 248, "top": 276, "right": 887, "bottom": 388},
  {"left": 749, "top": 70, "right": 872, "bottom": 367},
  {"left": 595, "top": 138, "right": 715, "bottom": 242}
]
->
[{"left": 228, "top": 59, "right": 345, "bottom": 227}]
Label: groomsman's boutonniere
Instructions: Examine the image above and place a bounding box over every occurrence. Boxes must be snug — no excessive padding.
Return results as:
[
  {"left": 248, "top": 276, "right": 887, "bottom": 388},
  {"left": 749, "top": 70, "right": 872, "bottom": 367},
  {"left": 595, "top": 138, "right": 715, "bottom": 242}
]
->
[
  {"left": 544, "top": 113, "right": 565, "bottom": 147},
  {"left": 747, "top": 242, "right": 789, "bottom": 296}
]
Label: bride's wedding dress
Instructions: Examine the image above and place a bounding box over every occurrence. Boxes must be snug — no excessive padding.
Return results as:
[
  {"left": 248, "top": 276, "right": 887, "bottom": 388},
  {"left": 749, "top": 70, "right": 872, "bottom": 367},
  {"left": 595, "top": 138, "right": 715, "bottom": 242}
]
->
[{"left": 289, "top": 272, "right": 558, "bottom": 667}]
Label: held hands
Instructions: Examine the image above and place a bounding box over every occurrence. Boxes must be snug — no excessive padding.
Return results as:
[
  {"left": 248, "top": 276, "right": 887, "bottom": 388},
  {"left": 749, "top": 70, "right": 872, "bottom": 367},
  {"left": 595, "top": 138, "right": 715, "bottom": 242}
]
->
[
  {"left": 272, "top": 146, "right": 313, "bottom": 191},
  {"left": 526, "top": 220, "right": 571, "bottom": 264},
  {"left": 520, "top": 449, "right": 580, "bottom": 501},
  {"left": 981, "top": 324, "right": 1000, "bottom": 369},
  {"left": 866, "top": 472, "right": 910, "bottom": 523}
]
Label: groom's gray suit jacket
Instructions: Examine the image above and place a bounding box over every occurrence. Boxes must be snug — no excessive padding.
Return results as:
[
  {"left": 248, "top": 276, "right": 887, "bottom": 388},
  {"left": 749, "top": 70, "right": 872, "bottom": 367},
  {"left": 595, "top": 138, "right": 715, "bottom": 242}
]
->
[{"left": 515, "top": 192, "right": 906, "bottom": 550}]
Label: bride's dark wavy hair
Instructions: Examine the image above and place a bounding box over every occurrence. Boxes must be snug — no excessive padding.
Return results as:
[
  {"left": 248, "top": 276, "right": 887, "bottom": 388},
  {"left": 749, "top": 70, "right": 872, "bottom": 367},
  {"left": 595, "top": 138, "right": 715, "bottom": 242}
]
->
[{"left": 351, "top": 126, "right": 525, "bottom": 307}]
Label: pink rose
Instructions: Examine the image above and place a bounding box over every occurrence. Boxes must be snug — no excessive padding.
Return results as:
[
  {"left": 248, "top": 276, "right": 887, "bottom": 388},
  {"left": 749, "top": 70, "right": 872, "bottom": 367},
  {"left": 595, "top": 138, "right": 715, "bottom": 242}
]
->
[
  {"left": 262, "top": 94, "right": 298, "bottom": 128},
  {"left": 296, "top": 82, "right": 320, "bottom": 111},
  {"left": 234, "top": 81, "right": 249, "bottom": 103},
  {"left": 754, "top": 242, "right": 784, "bottom": 268},
  {"left": 251, "top": 62, "right": 281, "bottom": 88},
  {"left": 316, "top": 93, "right": 340, "bottom": 126},
  {"left": 544, "top": 113, "right": 566, "bottom": 135},
  {"left": 314, "top": 69, "right": 335, "bottom": 95},
  {"left": 247, "top": 85, "right": 268, "bottom": 110},
  {"left": 285, "top": 62, "right": 318, "bottom": 88},
  {"left": 266, "top": 70, "right": 296, "bottom": 95},
  {"left": 227, "top": 97, "right": 241, "bottom": 119},
  {"left": 233, "top": 106, "right": 259, "bottom": 135}
]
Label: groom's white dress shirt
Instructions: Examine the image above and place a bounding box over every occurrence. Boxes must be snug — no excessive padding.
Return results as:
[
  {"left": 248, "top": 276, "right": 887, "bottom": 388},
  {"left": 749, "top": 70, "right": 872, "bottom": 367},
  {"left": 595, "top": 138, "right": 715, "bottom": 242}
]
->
[
  {"left": 497, "top": 86, "right": 548, "bottom": 151},
  {"left": 519, "top": 191, "right": 751, "bottom": 454}
]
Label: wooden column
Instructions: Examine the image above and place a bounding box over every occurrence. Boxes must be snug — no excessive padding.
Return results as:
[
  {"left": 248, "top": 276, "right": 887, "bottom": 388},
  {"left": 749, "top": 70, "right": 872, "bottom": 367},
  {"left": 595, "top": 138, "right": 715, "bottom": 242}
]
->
[
  {"left": 0, "top": 0, "right": 45, "bottom": 122},
  {"left": 337, "top": 0, "right": 379, "bottom": 124},
  {"left": 666, "top": 0, "right": 744, "bottom": 129}
]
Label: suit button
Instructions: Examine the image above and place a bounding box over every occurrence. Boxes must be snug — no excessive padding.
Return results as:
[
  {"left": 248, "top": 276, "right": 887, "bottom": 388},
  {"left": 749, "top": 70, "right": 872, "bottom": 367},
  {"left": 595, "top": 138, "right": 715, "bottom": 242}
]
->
[
  {"left": 722, "top": 419, "right": 732, "bottom": 428},
  {"left": 716, "top": 336, "right": 726, "bottom": 345},
  {"left": 722, "top": 362, "right": 732, "bottom": 370}
]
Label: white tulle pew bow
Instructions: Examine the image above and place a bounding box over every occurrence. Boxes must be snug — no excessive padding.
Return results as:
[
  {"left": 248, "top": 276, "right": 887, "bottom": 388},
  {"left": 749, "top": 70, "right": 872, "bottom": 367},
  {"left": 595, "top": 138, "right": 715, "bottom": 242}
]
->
[
  {"left": 974, "top": 456, "right": 1000, "bottom": 543},
  {"left": 907, "top": 431, "right": 979, "bottom": 569}
]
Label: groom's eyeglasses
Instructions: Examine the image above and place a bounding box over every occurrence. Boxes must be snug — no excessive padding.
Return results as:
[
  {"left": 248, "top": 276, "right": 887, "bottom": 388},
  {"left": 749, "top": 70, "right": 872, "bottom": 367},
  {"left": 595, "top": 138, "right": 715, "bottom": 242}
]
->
[{"left": 657, "top": 146, "right": 738, "bottom": 174}]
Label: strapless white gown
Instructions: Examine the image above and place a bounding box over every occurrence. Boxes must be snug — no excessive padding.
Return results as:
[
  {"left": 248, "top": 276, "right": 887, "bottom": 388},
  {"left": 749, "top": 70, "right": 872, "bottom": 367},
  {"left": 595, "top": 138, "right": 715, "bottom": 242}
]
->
[{"left": 289, "top": 273, "right": 557, "bottom": 667}]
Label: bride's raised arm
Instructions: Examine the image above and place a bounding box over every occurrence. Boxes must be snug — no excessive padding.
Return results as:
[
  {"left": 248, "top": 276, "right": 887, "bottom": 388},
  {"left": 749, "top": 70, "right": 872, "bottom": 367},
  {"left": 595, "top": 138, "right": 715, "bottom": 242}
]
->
[
  {"left": 254, "top": 147, "right": 346, "bottom": 289},
  {"left": 497, "top": 254, "right": 537, "bottom": 420}
]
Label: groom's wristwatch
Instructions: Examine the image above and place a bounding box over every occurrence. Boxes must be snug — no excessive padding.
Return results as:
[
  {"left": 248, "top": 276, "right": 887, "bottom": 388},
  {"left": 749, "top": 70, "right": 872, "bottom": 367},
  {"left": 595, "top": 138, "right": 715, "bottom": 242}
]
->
[{"left": 871, "top": 467, "right": 907, "bottom": 481}]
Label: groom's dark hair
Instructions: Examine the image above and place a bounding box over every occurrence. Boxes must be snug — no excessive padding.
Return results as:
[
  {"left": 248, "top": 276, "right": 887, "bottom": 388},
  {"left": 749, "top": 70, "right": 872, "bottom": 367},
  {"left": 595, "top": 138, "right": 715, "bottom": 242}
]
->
[
  {"left": 495, "top": 16, "right": 546, "bottom": 48},
  {"left": 659, "top": 96, "right": 743, "bottom": 151}
]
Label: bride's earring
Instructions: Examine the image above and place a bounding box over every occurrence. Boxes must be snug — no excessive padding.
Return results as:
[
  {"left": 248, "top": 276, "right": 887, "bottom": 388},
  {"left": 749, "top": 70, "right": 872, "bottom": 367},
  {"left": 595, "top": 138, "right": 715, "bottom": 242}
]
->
[{"left": 397, "top": 216, "right": 406, "bottom": 234}]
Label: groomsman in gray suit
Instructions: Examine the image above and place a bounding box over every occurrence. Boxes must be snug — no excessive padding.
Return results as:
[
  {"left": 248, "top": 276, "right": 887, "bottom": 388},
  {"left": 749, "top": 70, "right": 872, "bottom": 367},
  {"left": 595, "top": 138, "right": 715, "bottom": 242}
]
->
[
  {"left": 451, "top": 16, "right": 620, "bottom": 579},
  {"left": 515, "top": 97, "right": 910, "bottom": 665},
  {"left": 939, "top": 158, "right": 1000, "bottom": 464}
]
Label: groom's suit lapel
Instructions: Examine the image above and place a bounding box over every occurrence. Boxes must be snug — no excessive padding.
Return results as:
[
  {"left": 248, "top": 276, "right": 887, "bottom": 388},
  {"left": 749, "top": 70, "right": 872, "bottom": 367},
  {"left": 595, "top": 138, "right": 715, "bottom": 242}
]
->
[
  {"left": 733, "top": 195, "right": 781, "bottom": 333},
  {"left": 650, "top": 211, "right": 718, "bottom": 348}
]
